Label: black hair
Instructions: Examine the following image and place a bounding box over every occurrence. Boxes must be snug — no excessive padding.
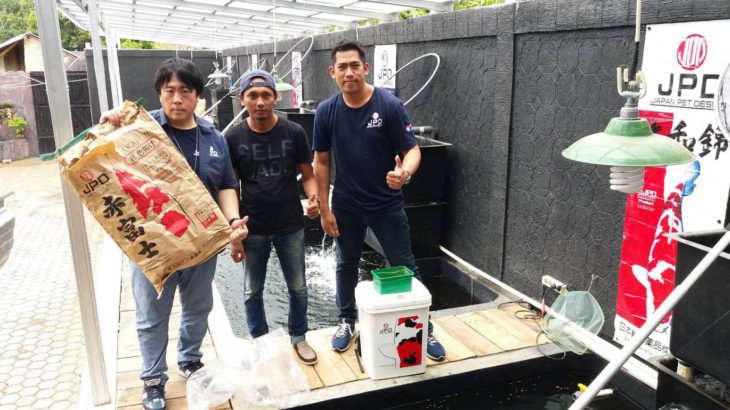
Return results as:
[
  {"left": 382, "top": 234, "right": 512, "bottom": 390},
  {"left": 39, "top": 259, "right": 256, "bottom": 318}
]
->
[
  {"left": 330, "top": 40, "right": 366, "bottom": 65},
  {"left": 153, "top": 58, "right": 205, "bottom": 96}
]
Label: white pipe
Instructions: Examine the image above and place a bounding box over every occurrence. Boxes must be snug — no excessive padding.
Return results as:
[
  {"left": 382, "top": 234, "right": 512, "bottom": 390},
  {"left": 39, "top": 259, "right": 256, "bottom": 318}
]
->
[
  {"left": 275, "top": 35, "right": 315, "bottom": 81},
  {"left": 221, "top": 106, "right": 248, "bottom": 134},
  {"left": 570, "top": 229, "right": 730, "bottom": 409},
  {"left": 374, "top": 53, "right": 441, "bottom": 106},
  {"left": 439, "top": 245, "right": 658, "bottom": 389},
  {"left": 87, "top": 0, "right": 109, "bottom": 113}
]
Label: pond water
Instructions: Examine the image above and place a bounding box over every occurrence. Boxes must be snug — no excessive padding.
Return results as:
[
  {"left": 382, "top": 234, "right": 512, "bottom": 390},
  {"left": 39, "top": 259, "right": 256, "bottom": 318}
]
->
[
  {"left": 387, "top": 372, "right": 643, "bottom": 410},
  {"left": 215, "top": 224, "right": 487, "bottom": 337}
]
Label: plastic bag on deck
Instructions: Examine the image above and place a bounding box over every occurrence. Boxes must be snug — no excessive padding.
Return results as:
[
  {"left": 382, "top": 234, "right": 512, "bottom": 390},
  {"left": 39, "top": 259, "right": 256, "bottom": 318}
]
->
[{"left": 187, "top": 328, "right": 310, "bottom": 409}]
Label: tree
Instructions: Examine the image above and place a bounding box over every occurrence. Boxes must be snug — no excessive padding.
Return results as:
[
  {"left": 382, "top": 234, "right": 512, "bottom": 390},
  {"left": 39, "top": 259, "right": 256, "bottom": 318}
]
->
[
  {"left": 58, "top": 14, "right": 90, "bottom": 50},
  {"left": 1, "top": 0, "right": 91, "bottom": 51},
  {"left": 0, "top": 0, "right": 36, "bottom": 43}
]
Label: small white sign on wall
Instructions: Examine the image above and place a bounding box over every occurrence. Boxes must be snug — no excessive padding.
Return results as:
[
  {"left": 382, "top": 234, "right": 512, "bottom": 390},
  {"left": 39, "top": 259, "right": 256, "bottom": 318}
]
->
[
  {"left": 292, "top": 51, "right": 303, "bottom": 107},
  {"left": 374, "top": 44, "right": 397, "bottom": 93}
]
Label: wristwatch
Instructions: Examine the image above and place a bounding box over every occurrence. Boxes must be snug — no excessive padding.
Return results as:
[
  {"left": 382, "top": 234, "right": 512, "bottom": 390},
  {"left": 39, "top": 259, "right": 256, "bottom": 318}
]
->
[{"left": 404, "top": 169, "right": 412, "bottom": 185}]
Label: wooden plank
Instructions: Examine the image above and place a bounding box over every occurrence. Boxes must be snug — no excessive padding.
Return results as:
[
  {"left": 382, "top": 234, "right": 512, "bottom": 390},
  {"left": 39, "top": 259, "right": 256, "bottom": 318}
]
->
[
  {"left": 339, "top": 342, "right": 368, "bottom": 380},
  {"left": 498, "top": 303, "right": 544, "bottom": 333},
  {"left": 434, "top": 315, "right": 502, "bottom": 357},
  {"left": 458, "top": 311, "right": 530, "bottom": 352},
  {"left": 306, "top": 328, "right": 357, "bottom": 387},
  {"left": 297, "top": 361, "right": 325, "bottom": 390},
  {"left": 483, "top": 307, "right": 543, "bottom": 339},
  {"left": 430, "top": 318, "right": 476, "bottom": 363},
  {"left": 477, "top": 310, "right": 539, "bottom": 347},
  {"left": 166, "top": 397, "right": 231, "bottom": 410},
  {"left": 117, "top": 388, "right": 231, "bottom": 409}
]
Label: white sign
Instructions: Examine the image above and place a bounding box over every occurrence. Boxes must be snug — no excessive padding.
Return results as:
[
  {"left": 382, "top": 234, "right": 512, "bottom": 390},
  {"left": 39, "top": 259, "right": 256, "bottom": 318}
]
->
[
  {"left": 292, "top": 51, "right": 303, "bottom": 108},
  {"left": 640, "top": 20, "right": 730, "bottom": 231},
  {"left": 374, "top": 44, "right": 397, "bottom": 92}
]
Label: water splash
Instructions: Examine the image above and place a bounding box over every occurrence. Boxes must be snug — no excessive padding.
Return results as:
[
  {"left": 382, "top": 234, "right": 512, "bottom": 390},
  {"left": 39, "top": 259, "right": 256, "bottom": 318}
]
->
[{"left": 305, "top": 233, "right": 337, "bottom": 295}]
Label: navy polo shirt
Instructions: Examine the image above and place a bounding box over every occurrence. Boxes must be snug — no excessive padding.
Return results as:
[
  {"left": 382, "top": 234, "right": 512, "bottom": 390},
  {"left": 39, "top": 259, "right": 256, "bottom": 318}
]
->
[{"left": 312, "top": 87, "right": 417, "bottom": 214}]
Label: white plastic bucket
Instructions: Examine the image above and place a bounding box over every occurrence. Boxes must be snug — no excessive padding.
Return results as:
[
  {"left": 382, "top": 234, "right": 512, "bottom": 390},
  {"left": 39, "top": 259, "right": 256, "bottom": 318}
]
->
[{"left": 355, "top": 279, "right": 431, "bottom": 380}]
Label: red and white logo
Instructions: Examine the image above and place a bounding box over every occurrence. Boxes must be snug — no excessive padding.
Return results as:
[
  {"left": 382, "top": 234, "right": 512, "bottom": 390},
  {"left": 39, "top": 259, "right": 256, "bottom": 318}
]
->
[
  {"left": 676, "top": 34, "right": 707, "bottom": 71},
  {"left": 79, "top": 169, "right": 94, "bottom": 182}
]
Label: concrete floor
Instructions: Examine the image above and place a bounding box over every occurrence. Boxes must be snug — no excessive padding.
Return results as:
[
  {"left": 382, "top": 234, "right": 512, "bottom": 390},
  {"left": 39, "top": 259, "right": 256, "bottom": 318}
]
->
[{"left": 0, "top": 158, "right": 107, "bottom": 409}]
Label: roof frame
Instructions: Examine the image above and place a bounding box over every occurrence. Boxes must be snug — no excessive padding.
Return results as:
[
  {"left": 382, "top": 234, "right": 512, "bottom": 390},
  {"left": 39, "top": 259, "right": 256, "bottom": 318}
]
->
[{"left": 55, "top": 0, "right": 455, "bottom": 49}]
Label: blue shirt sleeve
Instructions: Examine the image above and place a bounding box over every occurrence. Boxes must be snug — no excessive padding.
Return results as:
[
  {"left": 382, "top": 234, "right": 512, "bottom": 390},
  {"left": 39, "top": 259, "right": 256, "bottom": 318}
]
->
[
  {"left": 312, "top": 102, "right": 331, "bottom": 152},
  {"left": 388, "top": 100, "right": 417, "bottom": 152}
]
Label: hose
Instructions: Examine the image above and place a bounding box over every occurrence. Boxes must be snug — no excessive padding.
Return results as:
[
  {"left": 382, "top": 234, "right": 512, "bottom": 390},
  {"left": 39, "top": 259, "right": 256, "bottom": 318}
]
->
[{"left": 374, "top": 52, "right": 441, "bottom": 107}]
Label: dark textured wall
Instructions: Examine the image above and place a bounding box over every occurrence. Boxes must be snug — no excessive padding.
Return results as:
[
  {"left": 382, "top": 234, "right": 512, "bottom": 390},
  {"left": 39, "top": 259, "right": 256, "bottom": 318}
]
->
[
  {"left": 223, "top": 0, "right": 730, "bottom": 337},
  {"left": 506, "top": 30, "right": 632, "bottom": 324}
]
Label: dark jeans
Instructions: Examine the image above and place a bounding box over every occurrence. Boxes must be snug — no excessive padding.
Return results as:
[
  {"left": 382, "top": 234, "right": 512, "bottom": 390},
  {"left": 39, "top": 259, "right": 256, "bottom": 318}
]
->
[
  {"left": 333, "top": 206, "right": 432, "bottom": 335},
  {"left": 242, "top": 229, "right": 308, "bottom": 343}
]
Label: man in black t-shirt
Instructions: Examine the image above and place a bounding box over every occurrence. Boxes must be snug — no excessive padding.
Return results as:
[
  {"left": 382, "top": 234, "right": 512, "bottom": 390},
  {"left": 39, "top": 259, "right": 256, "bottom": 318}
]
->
[{"left": 225, "top": 70, "right": 319, "bottom": 365}]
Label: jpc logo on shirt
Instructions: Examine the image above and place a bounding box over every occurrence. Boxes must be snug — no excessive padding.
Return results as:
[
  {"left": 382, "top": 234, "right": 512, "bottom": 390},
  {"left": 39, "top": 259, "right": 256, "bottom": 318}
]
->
[{"left": 367, "top": 112, "right": 383, "bottom": 128}]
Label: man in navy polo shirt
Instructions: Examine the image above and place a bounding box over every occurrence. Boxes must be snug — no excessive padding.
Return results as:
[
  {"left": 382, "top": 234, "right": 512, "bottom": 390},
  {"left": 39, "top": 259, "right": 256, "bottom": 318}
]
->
[{"left": 313, "top": 40, "right": 446, "bottom": 361}]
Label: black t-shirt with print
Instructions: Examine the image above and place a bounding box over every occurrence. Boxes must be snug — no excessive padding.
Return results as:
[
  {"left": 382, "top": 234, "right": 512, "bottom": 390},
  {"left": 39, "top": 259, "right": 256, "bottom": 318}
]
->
[{"left": 225, "top": 117, "right": 312, "bottom": 235}]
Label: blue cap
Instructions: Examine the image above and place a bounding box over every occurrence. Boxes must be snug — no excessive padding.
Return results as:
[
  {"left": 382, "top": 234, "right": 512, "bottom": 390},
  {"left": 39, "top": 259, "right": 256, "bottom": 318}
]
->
[{"left": 238, "top": 70, "right": 276, "bottom": 96}]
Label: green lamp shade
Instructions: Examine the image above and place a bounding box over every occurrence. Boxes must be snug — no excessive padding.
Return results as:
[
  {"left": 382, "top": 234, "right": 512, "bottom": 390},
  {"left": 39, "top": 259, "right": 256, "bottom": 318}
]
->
[
  {"left": 274, "top": 77, "right": 294, "bottom": 92},
  {"left": 562, "top": 117, "right": 695, "bottom": 166}
]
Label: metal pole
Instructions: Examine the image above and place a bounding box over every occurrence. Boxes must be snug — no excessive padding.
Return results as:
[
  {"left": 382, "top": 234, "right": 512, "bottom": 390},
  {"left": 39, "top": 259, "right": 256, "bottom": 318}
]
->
[
  {"left": 34, "top": 0, "right": 110, "bottom": 405},
  {"left": 571, "top": 229, "right": 730, "bottom": 409},
  {"left": 88, "top": 0, "right": 109, "bottom": 113},
  {"left": 106, "top": 28, "right": 123, "bottom": 106}
]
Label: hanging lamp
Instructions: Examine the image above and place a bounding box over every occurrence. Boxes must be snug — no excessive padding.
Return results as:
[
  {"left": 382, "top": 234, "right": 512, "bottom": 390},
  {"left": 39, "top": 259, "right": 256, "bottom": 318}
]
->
[{"left": 562, "top": 0, "right": 694, "bottom": 193}]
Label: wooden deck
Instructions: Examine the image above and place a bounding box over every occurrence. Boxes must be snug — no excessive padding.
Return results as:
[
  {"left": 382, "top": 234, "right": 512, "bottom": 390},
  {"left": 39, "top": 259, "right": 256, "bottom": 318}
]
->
[
  {"left": 296, "top": 303, "right": 547, "bottom": 392},
  {"left": 116, "top": 270, "right": 547, "bottom": 409}
]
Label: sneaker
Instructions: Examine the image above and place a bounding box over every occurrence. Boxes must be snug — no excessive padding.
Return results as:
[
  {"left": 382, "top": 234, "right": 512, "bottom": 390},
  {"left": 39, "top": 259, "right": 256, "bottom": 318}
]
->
[
  {"left": 331, "top": 319, "right": 356, "bottom": 352},
  {"left": 293, "top": 340, "right": 318, "bottom": 365},
  {"left": 177, "top": 360, "right": 204, "bottom": 379},
  {"left": 142, "top": 378, "right": 166, "bottom": 410},
  {"left": 426, "top": 335, "right": 446, "bottom": 361}
]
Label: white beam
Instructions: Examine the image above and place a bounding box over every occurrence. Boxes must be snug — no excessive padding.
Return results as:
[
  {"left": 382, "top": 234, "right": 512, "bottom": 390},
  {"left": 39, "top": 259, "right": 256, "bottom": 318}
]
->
[
  {"left": 104, "top": 0, "right": 350, "bottom": 26},
  {"left": 104, "top": 22, "right": 274, "bottom": 42},
  {"left": 106, "top": 27, "right": 123, "bottom": 106},
  {"left": 375, "top": 0, "right": 452, "bottom": 12},
  {"left": 230, "top": 0, "right": 390, "bottom": 20},
  {"left": 88, "top": 0, "right": 109, "bottom": 112},
  {"left": 99, "top": 9, "right": 305, "bottom": 35},
  {"left": 34, "top": 0, "right": 111, "bottom": 405}
]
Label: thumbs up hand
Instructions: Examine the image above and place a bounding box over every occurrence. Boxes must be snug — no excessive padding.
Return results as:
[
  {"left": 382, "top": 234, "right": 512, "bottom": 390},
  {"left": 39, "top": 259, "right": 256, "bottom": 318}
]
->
[{"left": 386, "top": 155, "right": 410, "bottom": 190}]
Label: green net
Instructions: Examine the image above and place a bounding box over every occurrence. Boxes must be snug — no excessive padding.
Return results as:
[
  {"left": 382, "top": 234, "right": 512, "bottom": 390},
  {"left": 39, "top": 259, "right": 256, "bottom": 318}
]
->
[{"left": 541, "top": 291, "right": 605, "bottom": 355}]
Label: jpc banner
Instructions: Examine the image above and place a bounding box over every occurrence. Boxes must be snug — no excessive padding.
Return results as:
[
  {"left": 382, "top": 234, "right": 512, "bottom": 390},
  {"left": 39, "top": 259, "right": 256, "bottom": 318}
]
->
[{"left": 614, "top": 20, "right": 730, "bottom": 358}]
